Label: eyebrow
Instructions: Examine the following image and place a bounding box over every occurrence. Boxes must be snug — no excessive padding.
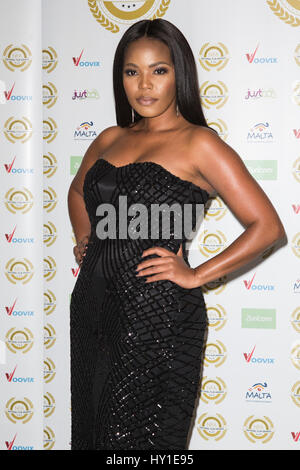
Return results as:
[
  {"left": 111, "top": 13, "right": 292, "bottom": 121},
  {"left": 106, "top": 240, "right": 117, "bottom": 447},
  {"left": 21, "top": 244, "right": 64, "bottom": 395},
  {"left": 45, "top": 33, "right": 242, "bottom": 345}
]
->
[{"left": 124, "top": 61, "right": 171, "bottom": 68}]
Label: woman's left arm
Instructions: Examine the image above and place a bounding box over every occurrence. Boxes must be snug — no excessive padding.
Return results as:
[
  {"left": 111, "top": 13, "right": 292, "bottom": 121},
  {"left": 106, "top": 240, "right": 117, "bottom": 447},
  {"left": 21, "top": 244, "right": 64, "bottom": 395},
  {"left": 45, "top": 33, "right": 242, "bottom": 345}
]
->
[{"left": 190, "top": 127, "right": 287, "bottom": 287}]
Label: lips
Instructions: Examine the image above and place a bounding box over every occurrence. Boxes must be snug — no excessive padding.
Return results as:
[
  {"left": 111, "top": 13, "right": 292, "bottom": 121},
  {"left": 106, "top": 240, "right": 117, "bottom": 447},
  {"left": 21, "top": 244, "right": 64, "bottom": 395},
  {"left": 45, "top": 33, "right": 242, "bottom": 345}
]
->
[{"left": 137, "top": 97, "right": 158, "bottom": 106}]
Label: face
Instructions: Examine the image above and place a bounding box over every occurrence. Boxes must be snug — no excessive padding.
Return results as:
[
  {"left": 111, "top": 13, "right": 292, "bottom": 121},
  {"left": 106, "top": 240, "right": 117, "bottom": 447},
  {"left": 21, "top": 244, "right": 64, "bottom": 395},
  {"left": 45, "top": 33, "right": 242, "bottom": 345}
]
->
[{"left": 122, "top": 37, "right": 177, "bottom": 119}]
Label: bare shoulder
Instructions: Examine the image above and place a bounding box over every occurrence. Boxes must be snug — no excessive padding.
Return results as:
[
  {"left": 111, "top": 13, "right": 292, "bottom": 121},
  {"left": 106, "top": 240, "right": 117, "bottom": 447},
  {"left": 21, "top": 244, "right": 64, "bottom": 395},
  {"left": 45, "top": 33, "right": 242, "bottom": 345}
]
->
[
  {"left": 95, "top": 125, "right": 125, "bottom": 153},
  {"left": 189, "top": 125, "right": 227, "bottom": 155},
  {"left": 188, "top": 125, "right": 248, "bottom": 180}
]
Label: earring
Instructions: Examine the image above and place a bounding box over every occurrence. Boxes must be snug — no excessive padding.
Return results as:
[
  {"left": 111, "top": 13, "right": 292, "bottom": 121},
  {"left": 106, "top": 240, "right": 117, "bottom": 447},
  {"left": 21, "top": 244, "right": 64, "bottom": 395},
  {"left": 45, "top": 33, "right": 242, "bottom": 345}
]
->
[
  {"left": 131, "top": 107, "right": 135, "bottom": 123},
  {"left": 176, "top": 103, "right": 179, "bottom": 117}
]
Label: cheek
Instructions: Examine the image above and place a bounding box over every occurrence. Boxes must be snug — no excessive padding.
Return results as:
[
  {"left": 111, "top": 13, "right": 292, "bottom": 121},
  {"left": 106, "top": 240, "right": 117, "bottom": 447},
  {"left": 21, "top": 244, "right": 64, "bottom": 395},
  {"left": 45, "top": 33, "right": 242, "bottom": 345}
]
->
[
  {"left": 156, "top": 77, "right": 175, "bottom": 98},
  {"left": 123, "top": 78, "right": 134, "bottom": 95}
]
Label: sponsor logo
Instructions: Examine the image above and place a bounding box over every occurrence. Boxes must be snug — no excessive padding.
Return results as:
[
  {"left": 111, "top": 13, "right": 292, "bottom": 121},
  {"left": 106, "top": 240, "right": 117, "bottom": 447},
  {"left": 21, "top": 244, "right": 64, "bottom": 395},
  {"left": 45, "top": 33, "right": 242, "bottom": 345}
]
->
[
  {"left": 43, "top": 222, "right": 57, "bottom": 247},
  {"left": 5, "top": 259, "right": 34, "bottom": 284},
  {"left": 2, "top": 44, "right": 32, "bottom": 71},
  {"left": 44, "top": 426, "right": 55, "bottom": 450},
  {"left": 44, "top": 392, "right": 56, "bottom": 417},
  {"left": 241, "top": 308, "right": 276, "bottom": 329},
  {"left": 74, "top": 121, "right": 98, "bottom": 140},
  {"left": 243, "top": 345, "right": 275, "bottom": 365},
  {"left": 204, "top": 340, "right": 227, "bottom": 368},
  {"left": 72, "top": 88, "right": 100, "bottom": 100},
  {"left": 44, "top": 324, "right": 56, "bottom": 349},
  {"left": 43, "top": 117, "right": 58, "bottom": 143},
  {"left": 44, "top": 358, "right": 56, "bottom": 383},
  {"left": 4, "top": 187, "right": 34, "bottom": 214},
  {"left": 5, "top": 327, "right": 34, "bottom": 354},
  {"left": 198, "top": 42, "right": 229, "bottom": 71},
  {"left": 71, "top": 265, "right": 81, "bottom": 278},
  {"left": 44, "top": 256, "right": 57, "bottom": 282},
  {"left": 4, "top": 82, "right": 32, "bottom": 102},
  {"left": 70, "top": 156, "right": 83, "bottom": 175},
  {"left": 291, "top": 381, "right": 300, "bottom": 408},
  {"left": 244, "top": 87, "right": 276, "bottom": 102},
  {"left": 197, "top": 229, "right": 226, "bottom": 258},
  {"left": 243, "top": 272, "right": 275, "bottom": 290},
  {"left": 292, "top": 129, "right": 300, "bottom": 139},
  {"left": 5, "top": 433, "right": 34, "bottom": 451},
  {"left": 5, "top": 226, "right": 34, "bottom": 245},
  {"left": 44, "top": 289, "right": 57, "bottom": 316},
  {"left": 4, "top": 156, "right": 34, "bottom": 175},
  {"left": 247, "top": 122, "right": 274, "bottom": 143},
  {"left": 5, "top": 299, "right": 34, "bottom": 318},
  {"left": 201, "top": 278, "right": 227, "bottom": 295},
  {"left": 200, "top": 376, "right": 227, "bottom": 404},
  {"left": 43, "top": 187, "right": 57, "bottom": 212},
  {"left": 72, "top": 49, "right": 100, "bottom": 67},
  {"left": 207, "top": 305, "right": 227, "bottom": 331},
  {"left": 200, "top": 80, "right": 228, "bottom": 109},
  {"left": 197, "top": 413, "right": 227, "bottom": 441},
  {"left": 292, "top": 204, "right": 300, "bottom": 214},
  {"left": 245, "top": 382, "right": 272, "bottom": 403},
  {"left": 243, "top": 415, "right": 274, "bottom": 443},
  {"left": 267, "top": 1, "right": 300, "bottom": 27},
  {"left": 5, "top": 397, "right": 34, "bottom": 424},
  {"left": 203, "top": 195, "right": 228, "bottom": 220},
  {"left": 291, "top": 342, "right": 300, "bottom": 370},
  {"left": 244, "top": 160, "right": 277, "bottom": 180},
  {"left": 88, "top": 1, "right": 170, "bottom": 33},
  {"left": 245, "top": 44, "right": 277, "bottom": 64},
  {"left": 43, "top": 152, "right": 58, "bottom": 178},
  {"left": 291, "top": 233, "right": 300, "bottom": 257},
  {"left": 291, "top": 432, "right": 300, "bottom": 442},
  {"left": 291, "top": 307, "right": 300, "bottom": 332},
  {"left": 4, "top": 116, "right": 33, "bottom": 143},
  {"left": 42, "top": 47, "right": 58, "bottom": 73},
  {"left": 5, "top": 365, "right": 34, "bottom": 383},
  {"left": 43, "top": 82, "right": 58, "bottom": 108}
]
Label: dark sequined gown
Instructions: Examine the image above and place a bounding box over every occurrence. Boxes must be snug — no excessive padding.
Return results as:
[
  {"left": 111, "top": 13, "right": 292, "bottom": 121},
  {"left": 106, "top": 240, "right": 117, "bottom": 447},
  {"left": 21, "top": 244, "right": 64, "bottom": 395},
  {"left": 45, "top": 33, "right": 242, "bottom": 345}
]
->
[{"left": 70, "top": 157, "right": 209, "bottom": 450}]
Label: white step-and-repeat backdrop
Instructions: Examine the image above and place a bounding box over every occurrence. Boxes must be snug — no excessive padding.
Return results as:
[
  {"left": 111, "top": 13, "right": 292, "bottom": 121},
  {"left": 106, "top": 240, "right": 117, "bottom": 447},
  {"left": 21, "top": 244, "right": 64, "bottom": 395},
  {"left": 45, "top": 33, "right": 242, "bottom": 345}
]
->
[{"left": 0, "top": 0, "right": 299, "bottom": 450}]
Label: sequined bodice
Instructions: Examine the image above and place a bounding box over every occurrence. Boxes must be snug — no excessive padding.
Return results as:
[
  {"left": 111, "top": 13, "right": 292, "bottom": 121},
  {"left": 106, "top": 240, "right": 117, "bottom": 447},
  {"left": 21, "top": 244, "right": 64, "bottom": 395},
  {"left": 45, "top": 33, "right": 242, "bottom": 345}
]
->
[{"left": 83, "top": 158, "right": 209, "bottom": 272}]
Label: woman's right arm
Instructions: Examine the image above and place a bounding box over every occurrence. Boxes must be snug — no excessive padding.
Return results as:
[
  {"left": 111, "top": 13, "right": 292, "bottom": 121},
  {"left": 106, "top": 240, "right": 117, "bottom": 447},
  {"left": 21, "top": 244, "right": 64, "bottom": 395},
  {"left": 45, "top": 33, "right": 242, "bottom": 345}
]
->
[{"left": 67, "top": 125, "right": 120, "bottom": 265}]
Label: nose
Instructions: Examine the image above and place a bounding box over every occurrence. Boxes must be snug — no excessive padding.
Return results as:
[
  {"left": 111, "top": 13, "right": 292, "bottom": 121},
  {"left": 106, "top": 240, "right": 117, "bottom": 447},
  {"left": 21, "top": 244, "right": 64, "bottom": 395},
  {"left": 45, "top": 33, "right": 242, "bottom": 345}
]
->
[{"left": 138, "top": 72, "right": 152, "bottom": 89}]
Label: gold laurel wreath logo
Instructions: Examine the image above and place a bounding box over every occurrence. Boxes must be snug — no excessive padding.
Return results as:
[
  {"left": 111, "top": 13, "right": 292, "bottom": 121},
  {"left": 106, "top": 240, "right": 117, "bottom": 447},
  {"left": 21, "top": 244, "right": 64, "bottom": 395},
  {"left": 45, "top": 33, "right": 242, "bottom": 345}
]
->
[
  {"left": 44, "top": 289, "right": 57, "bottom": 316},
  {"left": 44, "top": 426, "right": 55, "bottom": 450},
  {"left": 5, "top": 397, "right": 34, "bottom": 424},
  {"left": 44, "top": 324, "right": 56, "bottom": 349},
  {"left": 43, "top": 152, "right": 58, "bottom": 178},
  {"left": 88, "top": 0, "right": 170, "bottom": 33},
  {"left": 44, "top": 392, "right": 56, "bottom": 417},
  {"left": 267, "top": 0, "right": 300, "bottom": 27},
  {"left": 44, "top": 358, "right": 56, "bottom": 383},
  {"left": 150, "top": 0, "right": 171, "bottom": 19}
]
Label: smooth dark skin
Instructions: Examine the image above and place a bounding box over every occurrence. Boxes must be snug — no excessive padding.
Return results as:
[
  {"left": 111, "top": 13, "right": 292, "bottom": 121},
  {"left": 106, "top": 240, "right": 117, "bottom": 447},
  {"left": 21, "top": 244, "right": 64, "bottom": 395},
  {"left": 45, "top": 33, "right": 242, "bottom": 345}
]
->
[{"left": 68, "top": 37, "right": 287, "bottom": 288}]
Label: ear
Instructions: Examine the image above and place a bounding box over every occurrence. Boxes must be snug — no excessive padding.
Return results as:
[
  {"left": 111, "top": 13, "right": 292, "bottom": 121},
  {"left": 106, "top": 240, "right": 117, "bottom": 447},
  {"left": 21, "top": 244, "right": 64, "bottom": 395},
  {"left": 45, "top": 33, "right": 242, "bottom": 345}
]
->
[{"left": 176, "top": 242, "right": 183, "bottom": 257}]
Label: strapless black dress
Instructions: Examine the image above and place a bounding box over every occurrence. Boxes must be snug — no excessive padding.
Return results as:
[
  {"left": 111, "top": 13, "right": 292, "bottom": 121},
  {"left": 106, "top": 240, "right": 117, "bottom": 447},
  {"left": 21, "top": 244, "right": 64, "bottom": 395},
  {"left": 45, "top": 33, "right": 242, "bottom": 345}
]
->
[{"left": 70, "top": 157, "right": 209, "bottom": 450}]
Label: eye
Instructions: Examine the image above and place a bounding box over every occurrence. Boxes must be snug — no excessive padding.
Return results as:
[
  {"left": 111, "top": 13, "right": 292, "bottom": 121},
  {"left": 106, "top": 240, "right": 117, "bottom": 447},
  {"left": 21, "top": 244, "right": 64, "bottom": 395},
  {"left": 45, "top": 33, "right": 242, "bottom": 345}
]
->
[
  {"left": 124, "top": 69, "right": 137, "bottom": 76},
  {"left": 154, "top": 67, "right": 168, "bottom": 74},
  {"left": 123, "top": 67, "right": 168, "bottom": 76}
]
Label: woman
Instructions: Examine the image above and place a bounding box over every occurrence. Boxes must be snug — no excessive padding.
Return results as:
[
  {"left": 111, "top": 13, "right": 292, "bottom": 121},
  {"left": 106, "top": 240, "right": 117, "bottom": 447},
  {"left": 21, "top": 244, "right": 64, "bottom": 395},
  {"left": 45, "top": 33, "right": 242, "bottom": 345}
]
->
[{"left": 68, "top": 19, "right": 286, "bottom": 450}]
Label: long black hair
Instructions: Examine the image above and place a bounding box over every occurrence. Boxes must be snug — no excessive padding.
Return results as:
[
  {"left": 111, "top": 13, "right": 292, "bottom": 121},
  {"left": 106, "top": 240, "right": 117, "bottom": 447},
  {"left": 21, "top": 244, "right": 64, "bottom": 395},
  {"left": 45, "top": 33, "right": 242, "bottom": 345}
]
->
[{"left": 113, "top": 18, "right": 216, "bottom": 132}]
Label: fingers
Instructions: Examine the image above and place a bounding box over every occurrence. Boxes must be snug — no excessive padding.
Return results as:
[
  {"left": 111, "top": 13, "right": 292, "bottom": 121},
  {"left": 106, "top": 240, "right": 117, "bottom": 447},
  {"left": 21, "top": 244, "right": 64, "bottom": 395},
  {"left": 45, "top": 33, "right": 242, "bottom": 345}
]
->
[
  {"left": 136, "top": 261, "right": 170, "bottom": 277},
  {"left": 141, "top": 246, "right": 176, "bottom": 259},
  {"left": 176, "top": 243, "right": 183, "bottom": 257},
  {"left": 74, "top": 236, "right": 89, "bottom": 266}
]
